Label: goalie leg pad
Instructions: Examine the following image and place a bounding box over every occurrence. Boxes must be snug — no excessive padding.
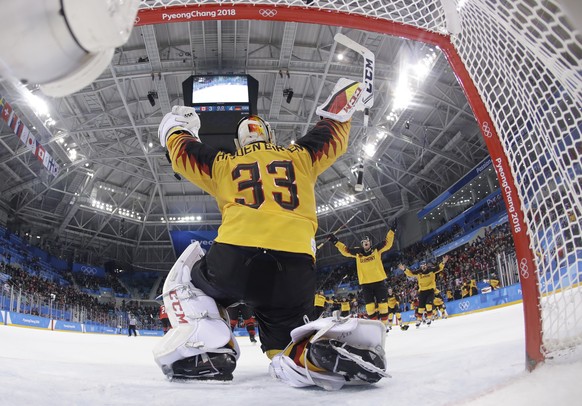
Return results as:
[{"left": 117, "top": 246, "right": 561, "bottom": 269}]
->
[
  {"left": 153, "top": 242, "right": 241, "bottom": 380},
  {"left": 269, "top": 313, "right": 389, "bottom": 390},
  {"left": 316, "top": 78, "right": 364, "bottom": 122}
]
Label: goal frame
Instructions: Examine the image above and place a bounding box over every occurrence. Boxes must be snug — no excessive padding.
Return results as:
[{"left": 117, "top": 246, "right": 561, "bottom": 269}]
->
[{"left": 135, "top": 2, "right": 544, "bottom": 369}]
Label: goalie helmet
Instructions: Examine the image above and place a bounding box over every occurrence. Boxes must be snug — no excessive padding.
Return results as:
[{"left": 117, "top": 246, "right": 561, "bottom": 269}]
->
[{"left": 235, "top": 115, "right": 274, "bottom": 148}]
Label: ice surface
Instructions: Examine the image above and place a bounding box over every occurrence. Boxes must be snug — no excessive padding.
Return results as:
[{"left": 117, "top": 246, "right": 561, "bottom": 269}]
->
[{"left": 1, "top": 303, "right": 581, "bottom": 406}]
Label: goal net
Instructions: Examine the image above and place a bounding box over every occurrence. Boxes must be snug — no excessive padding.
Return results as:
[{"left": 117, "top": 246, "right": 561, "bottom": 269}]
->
[{"left": 137, "top": 0, "right": 582, "bottom": 368}]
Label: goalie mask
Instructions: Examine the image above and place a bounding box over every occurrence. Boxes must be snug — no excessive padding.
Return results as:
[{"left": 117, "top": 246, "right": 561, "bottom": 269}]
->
[{"left": 235, "top": 115, "right": 274, "bottom": 149}]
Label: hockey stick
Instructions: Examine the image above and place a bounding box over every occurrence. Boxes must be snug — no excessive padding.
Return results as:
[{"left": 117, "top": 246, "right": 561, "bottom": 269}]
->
[
  {"left": 333, "top": 33, "right": 375, "bottom": 192},
  {"left": 317, "top": 269, "right": 350, "bottom": 293},
  {"left": 317, "top": 209, "right": 361, "bottom": 250}
]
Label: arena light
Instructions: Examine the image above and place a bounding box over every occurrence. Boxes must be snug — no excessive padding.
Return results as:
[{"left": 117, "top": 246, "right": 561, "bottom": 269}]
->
[
  {"left": 25, "top": 92, "right": 50, "bottom": 117},
  {"left": 363, "top": 143, "right": 377, "bottom": 158},
  {"left": 386, "top": 48, "right": 438, "bottom": 123}
]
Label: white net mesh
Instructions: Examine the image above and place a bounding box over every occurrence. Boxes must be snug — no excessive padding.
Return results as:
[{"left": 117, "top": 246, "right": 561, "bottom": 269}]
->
[
  {"left": 451, "top": 1, "right": 581, "bottom": 355},
  {"left": 138, "top": 0, "right": 582, "bottom": 356}
]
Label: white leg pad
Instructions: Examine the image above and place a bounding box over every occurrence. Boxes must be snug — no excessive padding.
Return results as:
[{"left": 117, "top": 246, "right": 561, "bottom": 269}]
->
[
  {"left": 269, "top": 314, "right": 388, "bottom": 390},
  {"left": 153, "top": 322, "right": 239, "bottom": 370},
  {"left": 153, "top": 242, "right": 240, "bottom": 371},
  {"left": 291, "top": 315, "right": 386, "bottom": 354}
]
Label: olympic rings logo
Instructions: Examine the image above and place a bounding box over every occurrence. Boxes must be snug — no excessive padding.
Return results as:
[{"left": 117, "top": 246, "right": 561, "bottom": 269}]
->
[
  {"left": 80, "top": 266, "right": 97, "bottom": 276},
  {"left": 259, "top": 9, "right": 277, "bottom": 18},
  {"left": 482, "top": 121, "right": 493, "bottom": 138},
  {"left": 459, "top": 301, "right": 470, "bottom": 311},
  {"left": 519, "top": 258, "right": 529, "bottom": 279}
]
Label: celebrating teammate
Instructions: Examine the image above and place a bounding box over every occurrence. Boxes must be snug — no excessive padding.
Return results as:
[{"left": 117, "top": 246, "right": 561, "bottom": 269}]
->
[
  {"left": 398, "top": 255, "right": 449, "bottom": 327},
  {"left": 386, "top": 287, "right": 409, "bottom": 331},
  {"left": 313, "top": 290, "right": 332, "bottom": 319},
  {"left": 152, "top": 78, "right": 389, "bottom": 389},
  {"left": 329, "top": 227, "right": 396, "bottom": 326},
  {"left": 433, "top": 289, "right": 448, "bottom": 320}
]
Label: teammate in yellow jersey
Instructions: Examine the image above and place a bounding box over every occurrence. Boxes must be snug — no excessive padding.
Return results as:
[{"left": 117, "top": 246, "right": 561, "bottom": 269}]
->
[
  {"left": 153, "top": 78, "right": 389, "bottom": 390},
  {"left": 398, "top": 255, "right": 449, "bottom": 328},
  {"left": 313, "top": 290, "right": 333, "bottom": 319},
  {"left": 386, "top": 287, "right": 409, "bottom": 331},
  {"left": 330, "top": 227, "right": 396, "bottom": 326},
  {"left": 433, "top": 289, "right": 448, "bottom": 320},
  {"left": 487, "top": 273, "right": 500, "bottom": 290},
  {"left": 339, "top": 297, "right": 352, "bottom": 318}
]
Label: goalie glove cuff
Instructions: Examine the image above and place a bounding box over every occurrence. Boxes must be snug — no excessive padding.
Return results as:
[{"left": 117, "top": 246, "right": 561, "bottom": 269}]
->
[{"left": 316, "top": 78, "right": 364, "bottom": 123}]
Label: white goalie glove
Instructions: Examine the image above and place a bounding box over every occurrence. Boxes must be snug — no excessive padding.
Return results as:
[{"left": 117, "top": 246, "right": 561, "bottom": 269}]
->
[
  {"left": 269, "top": 313, "right": 389, "bottom": 390},
  {"left": 158, "top": 106, "right": 201, "bottom": 148},
  {"left": 315, "top": 78, "right": 365, "bottom": 123}
]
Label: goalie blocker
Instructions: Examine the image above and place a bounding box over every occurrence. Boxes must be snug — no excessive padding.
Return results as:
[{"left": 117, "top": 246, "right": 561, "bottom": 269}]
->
[{"left": 316, "top": 78, "right": 364, "bottom": 123}]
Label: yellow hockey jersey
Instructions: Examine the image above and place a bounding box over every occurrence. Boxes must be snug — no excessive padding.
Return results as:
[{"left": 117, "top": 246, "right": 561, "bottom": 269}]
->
[
  {"left": 167, "top": 119, "right": 352, "bottom": 259},
  {"left": 340, "top": 300, "right": 351, "bottom": 312},
  {"left": 314, "top": 293, "right": 331, "bottom": 307},
  {"left": 334, "top": 230, "right": 394, "bottom": 285},
  {"left": 404, "top": 262, "right": 446, "bottom": 291},
  {"left": 387, "top": 292, "right": 401, "bottom": 308}
]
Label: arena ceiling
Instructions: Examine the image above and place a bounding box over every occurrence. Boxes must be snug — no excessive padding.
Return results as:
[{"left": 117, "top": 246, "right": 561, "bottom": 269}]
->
[{"left": 0, "top": 14, "right": 489, "bottom": 270}]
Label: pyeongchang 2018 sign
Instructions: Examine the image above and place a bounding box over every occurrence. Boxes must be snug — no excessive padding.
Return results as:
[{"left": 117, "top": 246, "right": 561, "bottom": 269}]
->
[{"left": 170, "top": 230, "right": 218, "bottom": 257}]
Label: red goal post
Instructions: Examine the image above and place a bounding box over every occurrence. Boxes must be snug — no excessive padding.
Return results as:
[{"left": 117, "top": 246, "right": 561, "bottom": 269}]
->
[{"left": 136, "top": 0, "right": 582, "bottom": 370}]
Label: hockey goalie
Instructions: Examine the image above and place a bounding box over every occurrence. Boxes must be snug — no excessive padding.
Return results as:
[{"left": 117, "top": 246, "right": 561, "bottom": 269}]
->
[{"left": 153, "top": 77, "right": 389, "bottom": 389}]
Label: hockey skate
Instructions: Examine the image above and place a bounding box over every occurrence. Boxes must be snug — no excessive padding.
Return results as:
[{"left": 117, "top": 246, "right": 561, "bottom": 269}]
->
[
  {"left": 166, "top": 350, "right": 237, "bottom": 381},
  {"left": 415, "top": 320, "right": 421, "bottom": 328},
  {"left": 250, "top": 335, "right": 257, "bottom": 344},
  {"left": 400, "top": 324, "right": 410, "bottom": 331}
]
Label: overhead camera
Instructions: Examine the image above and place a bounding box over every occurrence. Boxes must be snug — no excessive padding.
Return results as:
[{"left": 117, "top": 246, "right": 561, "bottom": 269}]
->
[{"left": 283, "top": 88, "right": 294, "bottom": 103}]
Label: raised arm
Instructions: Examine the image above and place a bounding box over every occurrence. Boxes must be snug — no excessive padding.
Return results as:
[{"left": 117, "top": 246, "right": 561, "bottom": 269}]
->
[
  {"left": 376, "top": 229, "right": 395, "bottom": 254},
  {"left": 399, "top": 263, "right": 415, "bottom": 278},
  {"left": 159, "top": 107, "right": 220, "bottom": 195},
  {"left": 295, "top": 78, "right": 364, "bottom": 176}
]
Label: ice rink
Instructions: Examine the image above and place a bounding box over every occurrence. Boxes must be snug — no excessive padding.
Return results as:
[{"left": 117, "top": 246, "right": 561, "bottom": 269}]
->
[{"left": 2, "top": 303, "right": 581, "bottom": 406}]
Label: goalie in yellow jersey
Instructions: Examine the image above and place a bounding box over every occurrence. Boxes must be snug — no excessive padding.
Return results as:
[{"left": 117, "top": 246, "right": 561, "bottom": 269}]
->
[
  {"left": 329, "top": 226, "right": 396, "bottom": 326},
  {"left": 153, "top": 78, "right": 389, "bottom": 390}
]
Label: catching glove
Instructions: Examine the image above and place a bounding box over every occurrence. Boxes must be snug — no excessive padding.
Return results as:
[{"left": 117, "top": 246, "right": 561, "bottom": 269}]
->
[
  {"left": 171, "top": 106, "right": 201, "bottom": 134},
  {"left": 316, "top": 78, "right": 364, "bottom": 123},
  {"left": 158, "top": 106, "right": 201, "bottom": 148}
]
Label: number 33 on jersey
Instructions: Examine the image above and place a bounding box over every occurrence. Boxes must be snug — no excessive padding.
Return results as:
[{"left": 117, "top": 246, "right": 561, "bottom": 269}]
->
[{"left": 166, "top": 118, "right": 352, "bottom": 258}]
